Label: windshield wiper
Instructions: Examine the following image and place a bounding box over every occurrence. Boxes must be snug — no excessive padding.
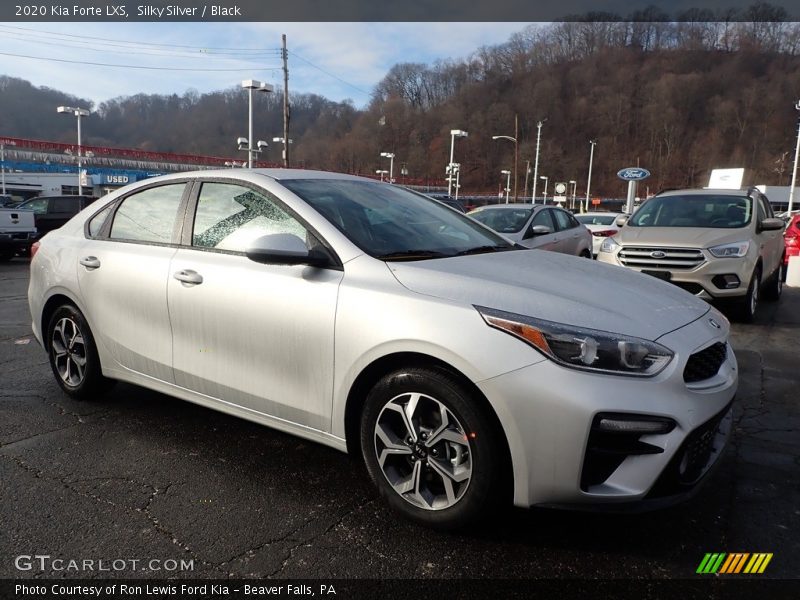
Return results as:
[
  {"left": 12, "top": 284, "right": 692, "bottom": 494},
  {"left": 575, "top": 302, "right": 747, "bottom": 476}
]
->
[
  {"left": 377, "top": 250, "right": 451, "bottom": 261},
  {"left": 453, "top": 245, "right": 515, "bottom": 256}
]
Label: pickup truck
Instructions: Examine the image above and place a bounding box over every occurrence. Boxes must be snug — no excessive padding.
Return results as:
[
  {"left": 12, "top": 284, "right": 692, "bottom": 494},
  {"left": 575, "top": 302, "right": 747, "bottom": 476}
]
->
[{"left": 0, "top": 206, "right": 36, "bottom": 261}]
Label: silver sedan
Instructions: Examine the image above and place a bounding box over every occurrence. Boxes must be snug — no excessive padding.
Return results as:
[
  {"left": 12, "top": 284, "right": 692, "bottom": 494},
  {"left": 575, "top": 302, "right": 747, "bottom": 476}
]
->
[
  {"left": 29, "top": 170, "right": 736, "bottom": 528},
  {"left": 468, "top": 203, "right": 593, "bottom": 257}
]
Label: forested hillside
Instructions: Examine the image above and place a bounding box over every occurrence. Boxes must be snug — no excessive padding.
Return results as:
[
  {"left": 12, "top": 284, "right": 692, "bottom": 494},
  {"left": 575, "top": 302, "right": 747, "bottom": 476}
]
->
[{"left": 2, "top": 12, "right": 800, "bottom": 196}]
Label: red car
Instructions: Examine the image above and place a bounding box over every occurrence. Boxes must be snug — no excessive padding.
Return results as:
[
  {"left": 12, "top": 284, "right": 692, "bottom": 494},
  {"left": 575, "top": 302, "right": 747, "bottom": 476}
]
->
[{"left": 785, "top": 213, "right": 800, "bottom": 267}]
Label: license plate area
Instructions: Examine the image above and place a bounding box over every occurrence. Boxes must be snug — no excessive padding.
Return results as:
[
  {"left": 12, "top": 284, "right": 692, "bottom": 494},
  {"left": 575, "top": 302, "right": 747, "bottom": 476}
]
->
[{"left": 642, "top": 269, "right": 672, "bottom": 281}]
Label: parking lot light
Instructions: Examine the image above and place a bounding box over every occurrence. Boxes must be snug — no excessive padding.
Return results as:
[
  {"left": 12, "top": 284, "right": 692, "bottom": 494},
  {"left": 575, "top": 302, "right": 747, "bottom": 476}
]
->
[
  {"left": 540, "top": 175, "right": 549, "bottom": 203},
  {"left": 380, "top": 152, "right": 395, "bottom": 183},
  {"left": 241, "top": 80, "right": 273, "bottom": 168},
  {"left": 448, "top": 129, "right": 468, "bottom": 197},
  {"left": 586, "top": 140, "right": 597, "bottom": 213},
  {"left": 501, "top": 169, "right": 511, "bottom": 203},
  {"left": 57, "top": 105, "right": 90, "bottom": 195}
]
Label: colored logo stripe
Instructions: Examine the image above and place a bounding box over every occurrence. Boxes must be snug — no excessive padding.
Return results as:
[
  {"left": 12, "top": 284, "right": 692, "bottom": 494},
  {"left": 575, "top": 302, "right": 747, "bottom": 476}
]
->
[{"left": 697, "top": 553, "right": 773, "bottom": 574}]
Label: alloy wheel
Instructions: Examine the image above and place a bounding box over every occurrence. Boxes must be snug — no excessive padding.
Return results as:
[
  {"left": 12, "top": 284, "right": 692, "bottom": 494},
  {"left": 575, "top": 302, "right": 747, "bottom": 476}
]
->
[
  {"left": 374, "top": 392, "right": 472, "bottom": 510},
  {"left": 51, "top": 317, "right": 87, "bottom": 387}
]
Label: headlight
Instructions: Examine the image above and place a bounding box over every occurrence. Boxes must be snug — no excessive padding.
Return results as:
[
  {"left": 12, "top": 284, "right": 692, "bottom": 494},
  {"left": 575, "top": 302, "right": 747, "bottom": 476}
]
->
[
  {"left": 709, "top": 241, "right": 750, "bottom": 258},
  {"left": 599, "top": 237, "right": 619, "bottom": 253},
  {"left": 476, "top": 306, "right": 673, "bottom": 377}
]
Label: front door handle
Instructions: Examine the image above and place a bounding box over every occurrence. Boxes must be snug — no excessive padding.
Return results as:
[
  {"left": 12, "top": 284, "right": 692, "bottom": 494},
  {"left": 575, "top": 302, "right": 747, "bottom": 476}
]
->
[
  {"left": 79, "top": 256, "right": 101, "bottom": 270},
  {"left": 174, "top": 269, "right": 203, "bottom": 285}
]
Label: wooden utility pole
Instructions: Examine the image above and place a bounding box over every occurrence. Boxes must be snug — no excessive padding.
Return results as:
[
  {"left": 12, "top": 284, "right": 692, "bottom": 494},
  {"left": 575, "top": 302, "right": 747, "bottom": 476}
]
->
[
  {"left": 282, "top": 34, "right": 290, "bottom": 168},
  {"left": 513, "top": 114, "right": 519, "bottom": 202}
]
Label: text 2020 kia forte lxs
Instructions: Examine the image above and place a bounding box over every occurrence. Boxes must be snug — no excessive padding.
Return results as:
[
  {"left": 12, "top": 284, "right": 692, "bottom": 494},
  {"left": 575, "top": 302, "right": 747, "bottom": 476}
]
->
[{"left": 28, "top": 170, "right": 736, "bottom": 528}]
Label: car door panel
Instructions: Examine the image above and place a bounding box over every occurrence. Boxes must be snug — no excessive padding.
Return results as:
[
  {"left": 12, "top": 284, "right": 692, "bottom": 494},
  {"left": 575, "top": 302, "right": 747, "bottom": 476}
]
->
[
  {"left": 76, "top": 183, "right": 188, "bottom": 381},
  {"left": 167, "top": 181, "right": 343, "bottom": 431}
]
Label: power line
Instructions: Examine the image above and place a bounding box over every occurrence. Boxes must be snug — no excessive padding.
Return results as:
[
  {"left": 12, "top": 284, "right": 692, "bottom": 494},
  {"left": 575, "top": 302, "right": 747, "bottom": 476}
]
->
[
  {"left": 0, "top": 24, "right": 281, "bottom": 53},
  {"left": 288, "top": 50, "right": 372, "bottom": 98},
  {"left": 0, "top": 50, "right": 282, "bottom": 73},
  {"left": 0, "top": 29, "right": 280, "bottom": 62}
]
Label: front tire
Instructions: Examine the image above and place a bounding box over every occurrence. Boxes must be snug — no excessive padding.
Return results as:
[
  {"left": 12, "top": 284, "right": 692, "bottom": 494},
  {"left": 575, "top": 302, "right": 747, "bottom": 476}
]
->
[
  {"left": 47, "top": 305, "right": 114, "bottom": 400},
  {"left": 360, "top": 367, "right": 505, "bottom": 529},
  {"left": 734, "top": 267, "right": 761, "bottom": 323}
]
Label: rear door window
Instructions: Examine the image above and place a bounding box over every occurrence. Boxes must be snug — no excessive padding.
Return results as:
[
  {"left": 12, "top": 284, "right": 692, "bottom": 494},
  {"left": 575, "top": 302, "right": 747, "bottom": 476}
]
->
[
  {"left": 552, "top": 209, "right": 573, "bottom": 231},
  {"left": 109, "top": 184, "right": 186, "bottom": 244}
]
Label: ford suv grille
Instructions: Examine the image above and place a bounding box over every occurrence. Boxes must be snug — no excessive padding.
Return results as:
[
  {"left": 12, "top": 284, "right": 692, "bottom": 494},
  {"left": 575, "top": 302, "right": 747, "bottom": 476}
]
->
[{"left": 618, "top": 247, "right": 705, "bottom": 270}]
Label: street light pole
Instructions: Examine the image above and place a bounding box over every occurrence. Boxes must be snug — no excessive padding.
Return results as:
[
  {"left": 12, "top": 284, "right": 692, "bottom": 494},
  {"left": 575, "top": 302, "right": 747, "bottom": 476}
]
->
[
  {"left": 447, "top": 129, "right": 468, "bottom": 197},
  {"left": 788, "top": 100, "right": 800, "bottom": 214},
  {"left": 241, "top": 80, "right": 274, "bottom": 168},
  {"left": 57, "top": 106, "right": 90, "bottom": 195},
  {"left": 380, "top": 152, "right": 395, "bottom": 183},
  {"left": 492, "top": 133, "right": 518, "bottom": 201},
  {"left": 585, "top": 140, "right": 597, "bottom": 213},
  {"left": 569, "top": 180, "right": 577, "bottom": 210},
  {"left": 540, "top": 176, "right": 549, "bottom": 203},
  {"left": 501, "top": 170, "right": 511, "bottom": 203},
  {"left": 1, "top": 143, "right": 5, "bottom": 195},
  {"left": 531, "top": 119, "right": 546, "bottom": 204},
  {"left": 523, "top": 160, "right": 531, "bottom": 201},
  {"left": 454, "top": 164, "right": 461, "bottom": 201}
]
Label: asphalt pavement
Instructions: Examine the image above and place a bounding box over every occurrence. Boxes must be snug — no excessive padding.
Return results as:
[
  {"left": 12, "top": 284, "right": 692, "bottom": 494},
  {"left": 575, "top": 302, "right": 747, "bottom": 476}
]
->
[{"left": 1, "top": 257, "right": 798, "bottom": 579}]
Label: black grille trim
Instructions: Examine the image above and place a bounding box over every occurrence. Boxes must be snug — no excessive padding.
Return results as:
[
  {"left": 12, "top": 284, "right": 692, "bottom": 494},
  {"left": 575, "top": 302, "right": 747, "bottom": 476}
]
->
[{"left": 683, "top": 342, "right": 727, "bottom": 383}]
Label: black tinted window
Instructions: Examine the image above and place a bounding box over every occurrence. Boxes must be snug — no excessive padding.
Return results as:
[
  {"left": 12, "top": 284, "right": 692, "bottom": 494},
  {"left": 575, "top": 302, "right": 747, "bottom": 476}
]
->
[
  {"left": 110, "top": 185, "right": 185, "bottom": 243},
  {"left": 52, "top": 197, "right": 75, "bottom": 213}
]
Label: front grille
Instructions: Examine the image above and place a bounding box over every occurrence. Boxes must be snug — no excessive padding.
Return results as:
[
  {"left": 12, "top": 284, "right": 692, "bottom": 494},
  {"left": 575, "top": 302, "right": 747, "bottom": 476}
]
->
[
  {"left": 618, "top": 246, "right": 705, "bottom": 270},
  {"left": 684, "top": 342, "right": 727, "bottom": 383},
  {"left": 647, "top": 403, "right": 732, "bottom": 498}
]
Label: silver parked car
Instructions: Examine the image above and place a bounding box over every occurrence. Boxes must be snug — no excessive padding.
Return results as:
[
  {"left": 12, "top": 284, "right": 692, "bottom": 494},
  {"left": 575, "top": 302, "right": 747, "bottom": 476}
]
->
[
  {"left": 29, "top": 170, "right": 736, "bottom": 528},
  {"left": 468, "top": 203, "right": 593, "bottom": 257}
]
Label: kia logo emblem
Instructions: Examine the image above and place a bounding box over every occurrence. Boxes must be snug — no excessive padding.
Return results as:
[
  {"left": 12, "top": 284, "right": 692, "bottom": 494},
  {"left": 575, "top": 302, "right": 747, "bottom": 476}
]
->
[
  {"left": 650, "top": 251, "right": 666, "bottom": 258},
  {"left": 708, "top": 319, "right": 721, "bottom": 329}
]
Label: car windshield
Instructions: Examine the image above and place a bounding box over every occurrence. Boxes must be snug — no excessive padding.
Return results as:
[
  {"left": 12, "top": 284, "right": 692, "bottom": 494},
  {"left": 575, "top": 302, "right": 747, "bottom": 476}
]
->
[
  {"left": 576, "top": 214, "right": 616, "bottom": 226},
  {"left": 628, "top": 194, "right": 752, "bottom": 228},
  {"left": 281, "top": 179, "right": 515, "bottom": 260},
  {"left": 469, "top": 207, "right": 533, "bottom": 234}
]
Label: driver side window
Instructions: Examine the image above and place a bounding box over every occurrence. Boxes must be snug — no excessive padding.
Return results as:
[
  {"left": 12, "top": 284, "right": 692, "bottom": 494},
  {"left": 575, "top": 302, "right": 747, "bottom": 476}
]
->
[
  {"left": 531, "top": 209, "right": 554, "bottom": 231},
  {"left": 192, "top": 183, "right": 311, "bottom": 252}
]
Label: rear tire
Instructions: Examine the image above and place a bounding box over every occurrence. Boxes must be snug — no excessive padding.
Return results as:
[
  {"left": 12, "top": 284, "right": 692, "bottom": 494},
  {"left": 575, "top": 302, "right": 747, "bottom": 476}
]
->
[
  {"left": 763, "top": 261, "right": 783, "bottom": 302},
  {"left": 360, "top": 367, "right": 505, "bottom": 530},
  {"left": 46, "top": 304, "right": 114, "bottom": 400},
  {"left": 580, "top": 249, "right": 592, "bottom": 259}
]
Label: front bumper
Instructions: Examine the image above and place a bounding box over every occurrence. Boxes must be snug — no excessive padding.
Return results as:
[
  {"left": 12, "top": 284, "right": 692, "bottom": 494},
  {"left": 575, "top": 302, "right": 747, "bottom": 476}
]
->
[
  {"left": 597, "top": 247, "right": 757, "bottom": 300},
  {"left": 478, "top": 314, "right": 737, "bottom": 509}
]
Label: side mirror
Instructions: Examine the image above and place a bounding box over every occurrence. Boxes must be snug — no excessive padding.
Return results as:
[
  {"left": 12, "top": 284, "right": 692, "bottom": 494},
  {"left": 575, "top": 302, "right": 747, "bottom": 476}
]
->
[
  {"left": 759, "top": 217, "right": 785, "bottom": 232},
  {"left": 615, "top": 215, "right": 629, "bottom": 227},
  {"left": 529, "top": 225, "right": 552, "bottom": 237},
  {"left": 245, "top": 233, "right": 329, "bottom": 267}
]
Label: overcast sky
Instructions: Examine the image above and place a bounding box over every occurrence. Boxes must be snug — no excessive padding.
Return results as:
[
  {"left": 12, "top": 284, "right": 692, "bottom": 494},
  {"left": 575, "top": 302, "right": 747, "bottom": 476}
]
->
[{"left": 0, "top": 22, "right": 533, "bottom": 108}]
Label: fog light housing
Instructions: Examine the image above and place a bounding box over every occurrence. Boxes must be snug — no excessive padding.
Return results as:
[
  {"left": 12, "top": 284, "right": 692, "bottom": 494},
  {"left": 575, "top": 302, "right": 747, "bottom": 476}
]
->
[
  {"left": 712, "top": 274, "right": 740, "bottom": 289},
  {"left": 596, "top": 415, "right": 676, "bottom": 435}
]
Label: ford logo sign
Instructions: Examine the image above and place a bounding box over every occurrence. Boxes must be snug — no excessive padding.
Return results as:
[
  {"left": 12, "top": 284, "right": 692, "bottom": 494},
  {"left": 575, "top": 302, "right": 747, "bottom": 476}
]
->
[
  {"left": 650, "top": 250, "right": 666, "bottom": 258},
  {"left": 617, "top": 167, "right": 651, "bottom": 181}
]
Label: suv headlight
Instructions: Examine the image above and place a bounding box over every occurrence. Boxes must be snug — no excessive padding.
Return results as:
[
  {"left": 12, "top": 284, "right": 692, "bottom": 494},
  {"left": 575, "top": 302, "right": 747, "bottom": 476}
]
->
[
  {"left": 476, "top": 306, "right": 673, "bottom": 377},
  {"left": 709, "top": 241, "right": 750, "bottom": 258},
  {"left": 600, "top": 237, "right": 619, "bottom": 253}
]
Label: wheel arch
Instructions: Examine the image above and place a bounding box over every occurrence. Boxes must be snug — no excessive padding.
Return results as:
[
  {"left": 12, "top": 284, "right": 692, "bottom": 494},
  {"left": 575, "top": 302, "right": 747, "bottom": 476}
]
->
[{"left": 40, "top": 292, "right": 83, "bottom": 351}]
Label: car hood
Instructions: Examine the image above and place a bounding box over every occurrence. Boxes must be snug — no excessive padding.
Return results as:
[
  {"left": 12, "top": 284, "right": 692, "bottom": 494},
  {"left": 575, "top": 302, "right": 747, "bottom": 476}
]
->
[
  {"left": 387, "top": 250, "right": 710, "bottom": 341},
  {"left": 615, "top": 226, "right": 750, "bottom": 248}
]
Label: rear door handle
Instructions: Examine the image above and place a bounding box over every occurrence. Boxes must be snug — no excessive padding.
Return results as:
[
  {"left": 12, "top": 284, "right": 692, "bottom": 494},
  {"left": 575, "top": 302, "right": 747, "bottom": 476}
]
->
[
  {"left": 174, "top": 269, "right": 203, "bottom": 285},
  {"left": 79, "top": 256, "right": 101, "bottom": 270}
]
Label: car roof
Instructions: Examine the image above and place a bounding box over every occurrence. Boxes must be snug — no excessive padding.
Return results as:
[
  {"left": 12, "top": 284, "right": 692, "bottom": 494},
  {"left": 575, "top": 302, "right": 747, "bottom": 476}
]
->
[
  {"left": 138, "top": 168, "right": 372, "bottom": 185},
  {"left": 655, "top": 188, "right": 750, "bottom": 197},
  {"left": 470, "top": 203, "right": 543, "bottom": 211},
  {"left": 576, "top": 211, "right": 621, "bottom": 216}
]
